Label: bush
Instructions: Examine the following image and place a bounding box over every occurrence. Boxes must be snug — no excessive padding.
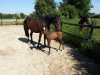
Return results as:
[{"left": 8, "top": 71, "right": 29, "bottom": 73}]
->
[{"left": 92, "top": 14, "right": 100, "bottom": 18}]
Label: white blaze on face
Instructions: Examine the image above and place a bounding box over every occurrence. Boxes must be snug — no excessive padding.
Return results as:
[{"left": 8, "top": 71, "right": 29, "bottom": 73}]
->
[
  {"left": 43, "top": 27, "right": 46, "bottom": 34},
  {"left": 43, "top": 27, "right": 46, "bottom": 30}
]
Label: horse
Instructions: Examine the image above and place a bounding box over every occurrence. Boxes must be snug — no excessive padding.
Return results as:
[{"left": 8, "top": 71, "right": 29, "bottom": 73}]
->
[
  {"left": 23, "top": 14, "right": 62, "bottom": 49},
  {"left": 44, "top": 27, "right": 64, "bottom": 54},
  {"left": 23, "top": 16, "right": 32, "bottom": 40},
  {"left": 78, "top": 16, "right": 91, "bottom": 31}
]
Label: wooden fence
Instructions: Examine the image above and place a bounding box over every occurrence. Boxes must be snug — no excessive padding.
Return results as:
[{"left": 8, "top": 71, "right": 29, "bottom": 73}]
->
[{"left": 61, "top": 21, "right": 100, "bottom": 40}]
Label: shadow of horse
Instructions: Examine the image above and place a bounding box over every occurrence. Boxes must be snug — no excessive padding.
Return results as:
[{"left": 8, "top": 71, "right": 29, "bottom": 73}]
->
[
  {"left": 18, "top": 37, "right": 42, "bottom": 47},
  {"left": 18, "top": 37, "right": 29, "bottom": 43},
  {"left": 18, "top": 37, "right": 59, "bottom": 55}
]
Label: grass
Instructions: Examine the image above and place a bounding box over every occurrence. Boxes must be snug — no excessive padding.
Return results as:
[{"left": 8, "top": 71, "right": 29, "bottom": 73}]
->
[
  {"left": 91, "top": 18, "right": 100, "bottom": 42},
  {"left": 61, "top": 18, "right": 100, "bottom": 62}
]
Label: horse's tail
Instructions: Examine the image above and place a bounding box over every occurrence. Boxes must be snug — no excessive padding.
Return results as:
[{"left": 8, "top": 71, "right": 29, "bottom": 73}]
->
[{"left": 23, "top": 19, "right": 29, "bottom": 38}]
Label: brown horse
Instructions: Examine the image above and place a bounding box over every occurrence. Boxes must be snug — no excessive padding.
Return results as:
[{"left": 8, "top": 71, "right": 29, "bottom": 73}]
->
[
  {"left": 23, "top": 14, "right": 62, "bottom": 49},
  {"left": 44, "top": 27, "right": 64, "bottom": 54},
  {"left": 78, "top": 16, "right": 91, "bottom": 31}
]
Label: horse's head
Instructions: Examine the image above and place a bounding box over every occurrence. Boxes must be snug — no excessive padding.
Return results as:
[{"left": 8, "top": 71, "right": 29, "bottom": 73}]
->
[
  {"left": 78, "top": 15, "right": 91, "bottom": 31},
  {"left": 52, "top": 14, "right": 62, "bottom": 31},
  {"left": 84, "top": 16, "right": 91, "bottom": 24},
  {"left": 24, "top": 16, "right": 32, "bottom": 25},
  {"left": 39, "top": 14, "right": 62, "bottom": 31}
]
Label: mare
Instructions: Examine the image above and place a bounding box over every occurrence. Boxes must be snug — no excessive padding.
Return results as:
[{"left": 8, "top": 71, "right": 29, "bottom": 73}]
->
[
  {"left": 78, "top": 16, "right": 91, "bottom": 31},
  {"left": 23, "top": 14, "right": 62, "bottom": 49}
]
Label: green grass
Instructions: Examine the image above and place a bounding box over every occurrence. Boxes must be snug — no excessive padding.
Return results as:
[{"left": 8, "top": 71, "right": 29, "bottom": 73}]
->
[
  {"left": 91, "top": 18, "right": 100, "bottom": 25},
  {"left": 90, "top": 18, "right": 100, "bottom": 42},
  {"left": 62, "top": 18, "right": 100, "bottom": 62}
]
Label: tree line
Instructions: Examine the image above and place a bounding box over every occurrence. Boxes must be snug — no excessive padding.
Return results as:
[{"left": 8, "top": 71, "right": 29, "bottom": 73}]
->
[
  {"left": 0, "top": 13, "right": 26, "bottom": 19},
  {"left": 32, "top": 0, "right": 93, "bottom": 18},
  {"left": 1, "top": 0, "right": 97, "bottom": 19}
]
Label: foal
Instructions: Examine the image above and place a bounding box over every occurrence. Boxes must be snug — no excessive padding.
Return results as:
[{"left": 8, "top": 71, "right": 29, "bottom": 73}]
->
[{"left": 43, "top": 27, "right": 64, "bottom": 54}]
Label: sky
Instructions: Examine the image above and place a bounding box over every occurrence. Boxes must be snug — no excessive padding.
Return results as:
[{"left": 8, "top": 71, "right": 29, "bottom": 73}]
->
[
  {"left": 91, "top": 0, "right": 100, "bottom": 14},
  {"left": 0, "top": 0, "right": 100, "bottom": 15}
]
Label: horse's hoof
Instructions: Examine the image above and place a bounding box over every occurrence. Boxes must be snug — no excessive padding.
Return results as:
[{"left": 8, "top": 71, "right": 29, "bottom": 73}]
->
[
  {"left": 44, "top": 45, "right": 47, "bottom": 47},
  {"left": 36, "top": 46, "right": 41, "bottom": 50},
  {"left": 30, "top": 41, "right": 33, "bottom": 43},
  {"left": 36, "top": 46, "right": 39, "bottom": 49},
  {"left": 47, "top": 52, "right": 50, "bottom": 55},
  {"left": 30, "top": 47, "right": 33, "bottom": 50},
  {"left": 60, "top": 49, "right": 62, "bottom": 51},
  {"left": 59, "top": 48, "right": 62, "bottom": 51}
]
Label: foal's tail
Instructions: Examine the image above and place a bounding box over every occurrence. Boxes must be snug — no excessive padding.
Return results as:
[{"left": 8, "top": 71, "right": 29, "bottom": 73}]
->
[{"left": 23, "top": 19, "right": 29, "bottom": 38}]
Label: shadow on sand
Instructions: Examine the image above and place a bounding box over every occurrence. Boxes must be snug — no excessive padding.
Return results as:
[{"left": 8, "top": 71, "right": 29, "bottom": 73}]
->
[
  {"left": 18, "top": 37, "right": 59, "bottom": 54},
  {"left": 65, "top": 44, "right": 100, "bottom": 75},
  {"left": 18, "top": 37, "right": 100, "bottom": 74}
]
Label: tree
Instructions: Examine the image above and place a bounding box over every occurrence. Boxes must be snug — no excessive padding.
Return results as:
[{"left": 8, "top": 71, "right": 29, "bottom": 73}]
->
[
  {"left": 45, "top": 0, "right": 56, "bottom": 14},
  {"left": 0, "top": 13, "right": 15, "bottom": 19},
  {"left": 59, "top": 2, "right": 78, "bottom": 18},
  {"left": 67, "top": 0, "right": 92, "bottom": 17},
  {"left": 0, "top": 13, "right": 3, "bottom": 18},
  {"left": 30, "top": 12, "right": 36, "bottom": 17},
  {"left": 34, "top": 0, "right": 45, "bottom": 16},
  {"left": 66, "top": 4, "right": 78, "bottom": 18},
  {"left": 34, "top": 0, "right": 56, "bottom": 16},
  {"left": 20, "top": 13, "right": 25, "bottom": 18}
]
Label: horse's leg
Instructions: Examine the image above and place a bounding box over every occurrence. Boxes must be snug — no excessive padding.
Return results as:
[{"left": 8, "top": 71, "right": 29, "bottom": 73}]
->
[
  {"left": 44, "top": 35, "right": 47, "bottom": 47},
  {"left": 23, "top": 20, "right": 29, "bottom": 40},
  {"left": 27, "top": 30, "right": 29, "bottom": 41},
  {"left": 58, "top": 38, "right": 64, "bottom": 50},
  {"left": 37, "top": 33, "right": 42, "bottom": 49},
  {"left": 47, "top": 38, "right": 51, "bottom": 54},
  {"left": 59, "top": 42, "right": 61, "bottom": 50},
  {"left": 30, "top": 31, "right": 33, "bottom": 43}
]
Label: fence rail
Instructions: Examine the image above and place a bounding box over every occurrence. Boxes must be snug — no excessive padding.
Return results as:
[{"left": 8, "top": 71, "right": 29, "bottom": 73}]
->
[
  {"left": 62, "top": 21, "right": 100, "bottom": 29},
  {"left": 61, "top": 21, "right": 100, "bottom": 40}
]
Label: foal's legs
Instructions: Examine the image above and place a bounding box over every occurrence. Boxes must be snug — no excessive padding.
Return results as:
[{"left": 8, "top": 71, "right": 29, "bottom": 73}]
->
[
  {"left": 30, "top": 31, "right": 33, "bottom": 43},
  {"left": 58, "top": 38, "right": 64, "bottom": 50},
  {"left": 44, "top": 28, "right": 50, "bottom": 47},
  {"left": 47, "top": 38, "right": 51, "bottom": 54},
  {"left": 37, "top": 33, "right": 42, "bottom": 49}
]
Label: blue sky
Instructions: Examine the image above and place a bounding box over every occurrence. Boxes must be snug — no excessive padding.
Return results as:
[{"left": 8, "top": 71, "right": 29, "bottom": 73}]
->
[
  {"left": 0, "top": 0, "right": 100, "bottom": 15},
  {"left": 91, "top": 0, "right": 100, "bottom": 14}
]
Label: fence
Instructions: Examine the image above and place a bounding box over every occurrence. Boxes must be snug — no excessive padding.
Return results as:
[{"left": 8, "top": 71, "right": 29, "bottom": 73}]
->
[
  {"left": 0, "top": 18, "right": 100, "bottom": 40},
  {"left": 61, "top": 21, "right": 100, "bottom": 40},
  {"left": 0, "top": 18, "right": 24, "bottom": 25}
]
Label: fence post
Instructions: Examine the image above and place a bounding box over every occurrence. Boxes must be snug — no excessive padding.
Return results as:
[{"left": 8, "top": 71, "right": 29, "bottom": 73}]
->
[
  {"left": 15, "top": 18, "right": 18, "bottom": 25},
  {"left": 0, "top": 18, "right": 3, "bottom": 25},
  {"left": 88, "top": 22, "right": 95, "bottom": 39}
]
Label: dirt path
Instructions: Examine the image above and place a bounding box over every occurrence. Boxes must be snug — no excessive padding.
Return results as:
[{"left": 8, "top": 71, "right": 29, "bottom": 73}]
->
[{"left": 0, "top": 25, "right": 100, "bottom": 75}]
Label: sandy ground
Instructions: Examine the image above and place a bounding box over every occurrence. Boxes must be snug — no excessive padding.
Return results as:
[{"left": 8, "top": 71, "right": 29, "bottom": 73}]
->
[{"left": 0, "top": 25, "right": 100, "bottom": 75}]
